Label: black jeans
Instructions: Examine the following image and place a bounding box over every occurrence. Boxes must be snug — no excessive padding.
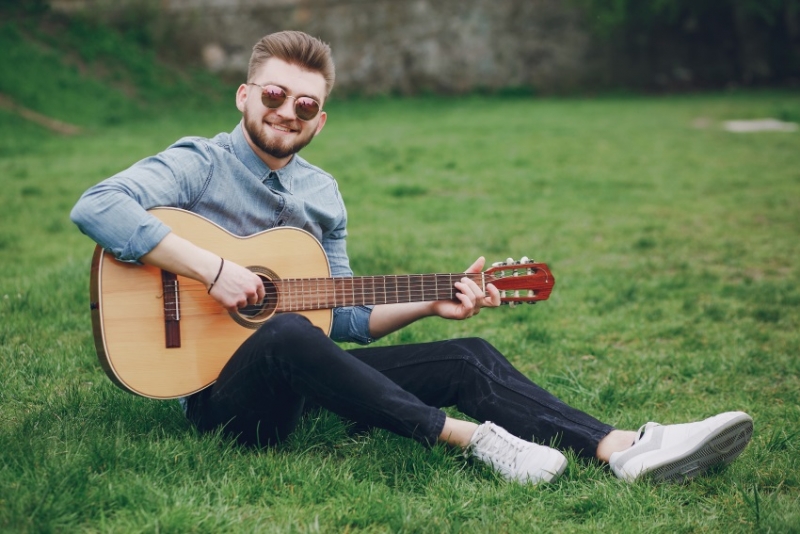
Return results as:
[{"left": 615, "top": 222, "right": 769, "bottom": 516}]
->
[{"left": 186, "top": 313, "right": 614, "bottom": 458}]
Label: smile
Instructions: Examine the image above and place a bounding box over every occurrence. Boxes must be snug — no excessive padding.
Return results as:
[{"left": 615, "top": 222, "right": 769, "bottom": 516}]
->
[{"left": 269, "top": 122, "right": 296, "bottom": 133}]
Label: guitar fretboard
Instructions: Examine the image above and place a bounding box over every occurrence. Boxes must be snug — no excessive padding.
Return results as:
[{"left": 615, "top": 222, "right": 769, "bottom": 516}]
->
[{"left": 274, "top": 273, "right": 485, "bottom": 312}]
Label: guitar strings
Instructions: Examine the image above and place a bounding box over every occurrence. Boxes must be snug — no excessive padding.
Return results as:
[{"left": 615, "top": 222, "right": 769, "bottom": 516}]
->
[
  {"left": 161, "top": 284, "right": 467, "bottom": 312},
  {"left": 158, "top": 268, "right": 543, "bottom": 299},
  {"left": 158, "top": 274, "right": 472, "bottom": 313},
  {"left": 156, "top": 272, "right": 544, "bottom": 315}
]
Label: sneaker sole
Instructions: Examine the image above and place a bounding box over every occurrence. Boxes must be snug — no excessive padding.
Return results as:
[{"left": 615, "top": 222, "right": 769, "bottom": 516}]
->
[
  {"left": 544, "top": 454, "right": 569, "bottom": 483},
  {"left": 519, "top": 450, "right": 568, "bottom": 484},
  {"left": 645, "top": 414, "right": 753, "bottom": 483}
]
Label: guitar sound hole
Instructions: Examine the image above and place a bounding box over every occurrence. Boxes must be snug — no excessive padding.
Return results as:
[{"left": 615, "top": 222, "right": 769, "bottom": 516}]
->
[
  {"left": 239, "top": 277, "right": 278, "bottom": 317},
  {"left": 238, "top": 302, "right": 266, "bottom": 317},
  {"left": 231, "top": 269, "right": 279, "bottom": 328}
]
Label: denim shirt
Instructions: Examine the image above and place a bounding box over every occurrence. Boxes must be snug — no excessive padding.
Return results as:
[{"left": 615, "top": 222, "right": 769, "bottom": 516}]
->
[{"left": 70, "top": 122, "right": 373, "bottom": 344}]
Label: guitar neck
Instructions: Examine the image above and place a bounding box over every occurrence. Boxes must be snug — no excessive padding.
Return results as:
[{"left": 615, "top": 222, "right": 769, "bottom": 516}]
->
[{"left": 274, "top": 273, "right": 483, "bottom": 312}]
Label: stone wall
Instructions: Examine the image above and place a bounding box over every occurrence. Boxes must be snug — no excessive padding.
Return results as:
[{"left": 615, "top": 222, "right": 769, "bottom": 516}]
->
[{"left": 49, "top": 0, "right": 594, "bottom": 96}]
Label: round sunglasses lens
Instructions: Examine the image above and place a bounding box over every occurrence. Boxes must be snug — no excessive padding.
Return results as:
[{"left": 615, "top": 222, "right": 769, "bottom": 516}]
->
[
  {"left": 294, "top": 98, "right": 319, "bottom": 120},
  {"left": 261, "top": 87, "right": 286, "bottom": 109}
]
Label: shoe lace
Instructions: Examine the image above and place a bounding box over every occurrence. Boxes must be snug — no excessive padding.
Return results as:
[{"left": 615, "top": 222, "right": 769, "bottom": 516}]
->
[{"left": 478, "top": 428, "right": 525, "bottom": 467}]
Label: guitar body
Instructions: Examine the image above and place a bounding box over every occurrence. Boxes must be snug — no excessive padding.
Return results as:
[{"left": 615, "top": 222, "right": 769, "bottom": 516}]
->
[
  {"left": 90, "top": 207, "right": 555, "bottom": 400},
  {"left": 90, "top": 208, "right": 332, "bottom": 399}
]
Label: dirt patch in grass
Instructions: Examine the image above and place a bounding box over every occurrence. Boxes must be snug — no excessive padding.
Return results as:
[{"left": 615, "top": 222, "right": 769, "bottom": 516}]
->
[{"left": 0, "top": 93, "right": 82, "bottom": 135}]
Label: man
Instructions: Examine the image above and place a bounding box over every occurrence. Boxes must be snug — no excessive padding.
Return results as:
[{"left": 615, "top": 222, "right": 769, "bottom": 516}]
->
[{"left": 71, "top": 30, "right": 753, "bottom": 485}]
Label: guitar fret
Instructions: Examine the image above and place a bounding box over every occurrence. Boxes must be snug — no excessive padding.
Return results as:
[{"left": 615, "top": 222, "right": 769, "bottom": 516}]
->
[
  {"left": 335, "top": 277, "right": 347, "bottom": 307},
  {"left": 435, "top": 274, "right": 445, "bottom": 301},
  {"left": 363, "top": 276, "right": 373, "bottom": 305},
  {"left": 347, "top": 277, "right": 354, "bottom": 307},
  {"left": 314, "top": 278, "right": 318, "bottom": 310},
  {"left": 382, "top": 277, "right": 390, "bottom": 303},
  {"left": 333, "top": 278, "right": 340, "bottom": 308}
]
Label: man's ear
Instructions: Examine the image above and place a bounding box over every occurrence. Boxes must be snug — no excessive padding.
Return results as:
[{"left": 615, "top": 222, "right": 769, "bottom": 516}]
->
[
  {"left": 314, "top": 111, "right": 327, "bottom": 136},
  {"left": 235, "top": 84, "right": 248, "bottom": 113}
]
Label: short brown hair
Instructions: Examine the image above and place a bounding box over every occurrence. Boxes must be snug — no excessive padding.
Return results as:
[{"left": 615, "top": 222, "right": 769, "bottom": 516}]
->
[{"left": 248, "top": 31, "right": 335, "bottom": 98}]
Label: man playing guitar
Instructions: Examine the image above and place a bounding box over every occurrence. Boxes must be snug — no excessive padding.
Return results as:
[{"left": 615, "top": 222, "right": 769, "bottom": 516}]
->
[{"left": 72, "top": 31, "right": 752, "bottom": 485}]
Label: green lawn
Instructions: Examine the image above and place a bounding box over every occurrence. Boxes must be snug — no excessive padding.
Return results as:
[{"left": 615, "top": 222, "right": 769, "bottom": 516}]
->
[{"left": 1, "top": 90, "right": 799, "bottom": 532}]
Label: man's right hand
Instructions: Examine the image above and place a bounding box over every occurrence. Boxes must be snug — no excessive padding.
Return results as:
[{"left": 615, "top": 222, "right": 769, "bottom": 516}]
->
[
  {"left": 141, "top": 232, "right": 265, "bottom": 313},
  {"left": 207, "top": 259, "right": 265, "bottom": 312}
]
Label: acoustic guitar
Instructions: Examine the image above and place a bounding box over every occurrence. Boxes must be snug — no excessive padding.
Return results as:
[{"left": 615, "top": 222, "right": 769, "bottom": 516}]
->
[{"left": 89, "top": 208, "right": 555, "bottom": 399}]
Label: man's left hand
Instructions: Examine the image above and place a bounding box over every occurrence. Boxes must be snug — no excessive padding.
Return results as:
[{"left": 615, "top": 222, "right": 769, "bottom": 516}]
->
[{"left": 431, "top": 257, "right": 501, "bottom": 320}]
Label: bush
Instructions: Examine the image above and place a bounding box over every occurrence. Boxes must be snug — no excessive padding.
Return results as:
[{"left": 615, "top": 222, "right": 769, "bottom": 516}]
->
[{"left": 571, "top": 0, "right": 800, "bottom": 89}]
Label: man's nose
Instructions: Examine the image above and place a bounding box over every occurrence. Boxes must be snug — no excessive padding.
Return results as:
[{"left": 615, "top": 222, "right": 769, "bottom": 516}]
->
[{"left": 274, "top": 96, "right": 297, "bottom": 120}]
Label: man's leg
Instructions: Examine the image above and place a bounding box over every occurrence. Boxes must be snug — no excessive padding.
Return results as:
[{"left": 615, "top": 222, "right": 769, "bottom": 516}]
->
[
  {"left": 349, "top": 337, "right": 614, "bottom": 458},
  {"left": 185, "top": 316, "right": 568, "bottom": 484},
  {"left": 186, "top": 313, "right": 446, "bottom": 447},
  {"left": 349, "top": 337, "right": 753, "bottom": 482}
]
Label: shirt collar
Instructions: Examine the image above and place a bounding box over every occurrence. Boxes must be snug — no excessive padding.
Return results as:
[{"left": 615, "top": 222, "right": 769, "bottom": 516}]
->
[
  {"left": 271, "top": 155, "right": 298, "bottom": 192},
  {"left": 232, "top": 122, "right": 297, "bottom": 192}
]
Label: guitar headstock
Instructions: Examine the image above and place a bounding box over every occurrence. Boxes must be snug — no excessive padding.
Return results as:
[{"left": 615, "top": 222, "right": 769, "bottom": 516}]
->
[{"left": 486, "top": 257, "right": 555, "bottom": 306}]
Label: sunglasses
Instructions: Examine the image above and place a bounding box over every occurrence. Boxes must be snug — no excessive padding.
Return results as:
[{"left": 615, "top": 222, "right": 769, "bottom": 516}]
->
[{"left": 247, "top": 83, "right": 321, "bottom": 121}]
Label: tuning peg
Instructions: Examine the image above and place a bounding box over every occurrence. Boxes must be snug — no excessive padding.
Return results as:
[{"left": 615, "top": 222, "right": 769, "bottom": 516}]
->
[{"left": 520, "top": 257, "right": 535, "bottom": 289}]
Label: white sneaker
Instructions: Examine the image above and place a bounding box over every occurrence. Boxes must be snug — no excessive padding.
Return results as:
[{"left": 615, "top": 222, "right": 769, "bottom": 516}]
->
[
  {"left": 468, "top": 422, "right": 568, "bottom": 485},
  {"left": 609, "top": 411, "right": 753, "bottom": 483}
]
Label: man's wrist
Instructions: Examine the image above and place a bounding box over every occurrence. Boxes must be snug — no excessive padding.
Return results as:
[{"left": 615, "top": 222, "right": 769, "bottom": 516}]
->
[{"left": 207, "top": 257, "right": 225, "bottom": 293}]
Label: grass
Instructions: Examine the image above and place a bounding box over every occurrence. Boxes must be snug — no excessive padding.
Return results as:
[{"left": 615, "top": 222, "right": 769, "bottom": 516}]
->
[{"left": 1, "top": 17, "right": 800, "bottom": 532}]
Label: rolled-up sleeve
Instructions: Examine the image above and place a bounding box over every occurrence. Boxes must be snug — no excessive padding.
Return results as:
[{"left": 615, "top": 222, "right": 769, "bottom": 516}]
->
[
  {"left": 70, "top": 186, "right": 172, "bottom": 262},
  {"left": 331, "top": 305, "right": 374, "bottom": 344},
  {"left": 70, "top": 139, "right": 211, "bottom": 262}
]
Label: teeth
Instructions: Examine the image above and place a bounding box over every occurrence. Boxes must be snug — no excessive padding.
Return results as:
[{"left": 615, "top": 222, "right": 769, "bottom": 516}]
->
[{"left": 271, "top": 124, "right": 291, "bottom": 132}]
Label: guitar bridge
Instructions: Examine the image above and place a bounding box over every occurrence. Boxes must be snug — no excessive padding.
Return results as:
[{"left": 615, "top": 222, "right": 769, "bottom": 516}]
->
[{"left": 161, "top": 270, "right": 181, "bottom": 348}]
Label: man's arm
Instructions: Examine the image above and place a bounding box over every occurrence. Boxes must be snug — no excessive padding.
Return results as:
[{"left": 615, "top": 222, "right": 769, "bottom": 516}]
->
[
  {"left": 70, "top": 137, "right": 266, "bottom": 311},
  {"left": 141, "top": 233, "right": 265, "bottom": 312},
  {"left": 70, "top": 141, "right": 214, "bottom": 263},
  {"left": 367, "top": 257, "right": 501, "bottom": 339}
]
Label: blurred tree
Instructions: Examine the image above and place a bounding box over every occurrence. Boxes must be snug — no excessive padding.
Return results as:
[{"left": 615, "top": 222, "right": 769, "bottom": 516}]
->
[
  {"left": 0, "top": 0, "right": 49, "bottom": 14},
  {"left": 571, "top": 0, "right": 800, "bottom": 88}
]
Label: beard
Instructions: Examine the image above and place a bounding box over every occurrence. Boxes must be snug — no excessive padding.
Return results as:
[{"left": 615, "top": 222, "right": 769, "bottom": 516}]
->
[{"left": 242, "top": 109, "right": 315, "bottom": 160}]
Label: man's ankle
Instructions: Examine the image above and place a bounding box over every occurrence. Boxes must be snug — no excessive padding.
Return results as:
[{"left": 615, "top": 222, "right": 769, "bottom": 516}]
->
[
  {"left": 439, "top": 417, "right": 479, "bottom": 448},
  {"left": 596, "top": 429, "right": 637, "bottom": 462}
]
